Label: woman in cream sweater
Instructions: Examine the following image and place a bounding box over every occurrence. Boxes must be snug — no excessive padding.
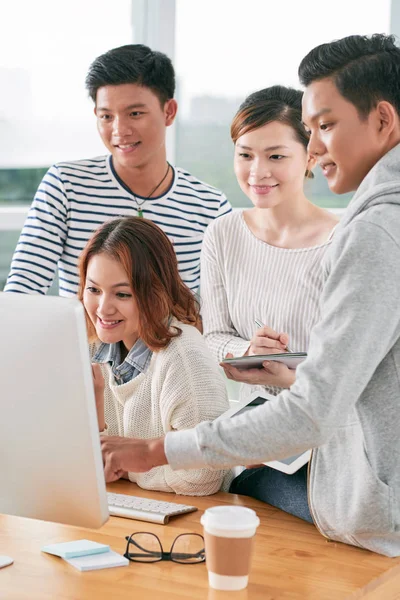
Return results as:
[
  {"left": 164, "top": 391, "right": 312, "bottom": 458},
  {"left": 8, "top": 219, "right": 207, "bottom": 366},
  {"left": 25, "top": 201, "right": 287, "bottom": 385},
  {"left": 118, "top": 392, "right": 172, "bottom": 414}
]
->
[{"left": 78, "top": 216, "right": 228, "bottom": 496}]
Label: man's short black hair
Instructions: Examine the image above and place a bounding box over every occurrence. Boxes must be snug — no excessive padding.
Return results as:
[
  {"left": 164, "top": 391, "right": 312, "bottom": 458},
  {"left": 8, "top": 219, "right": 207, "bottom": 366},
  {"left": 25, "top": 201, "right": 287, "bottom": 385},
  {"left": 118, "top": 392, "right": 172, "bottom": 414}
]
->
[
  {"left": 85, "top": 44, "right": 175, "bottom": 106},
  {"left": 298, "top": 34, "right": 400, "bottom": 118}
]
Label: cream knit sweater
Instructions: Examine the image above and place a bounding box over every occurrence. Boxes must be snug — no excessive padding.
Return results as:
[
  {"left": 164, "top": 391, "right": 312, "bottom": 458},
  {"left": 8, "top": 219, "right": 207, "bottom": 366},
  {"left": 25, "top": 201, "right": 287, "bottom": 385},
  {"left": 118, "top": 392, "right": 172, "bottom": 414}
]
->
[{"left": 99, "top": 321, "right": 229, "bottom": 496}]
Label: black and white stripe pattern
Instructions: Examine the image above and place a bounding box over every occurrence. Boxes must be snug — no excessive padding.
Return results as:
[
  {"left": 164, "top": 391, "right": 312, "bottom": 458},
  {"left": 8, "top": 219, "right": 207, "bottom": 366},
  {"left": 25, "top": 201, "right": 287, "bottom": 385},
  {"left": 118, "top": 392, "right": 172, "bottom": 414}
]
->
[{"left": 5, "top": 156, "right": 231, "bottom": 296}]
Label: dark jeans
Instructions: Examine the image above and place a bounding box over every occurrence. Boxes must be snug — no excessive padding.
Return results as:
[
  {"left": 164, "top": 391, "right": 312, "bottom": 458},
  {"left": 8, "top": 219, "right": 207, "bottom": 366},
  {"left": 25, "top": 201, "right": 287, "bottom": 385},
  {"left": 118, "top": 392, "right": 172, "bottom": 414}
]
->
[{"left": 229, "top": 464, "right": 313, "bottom": 523}]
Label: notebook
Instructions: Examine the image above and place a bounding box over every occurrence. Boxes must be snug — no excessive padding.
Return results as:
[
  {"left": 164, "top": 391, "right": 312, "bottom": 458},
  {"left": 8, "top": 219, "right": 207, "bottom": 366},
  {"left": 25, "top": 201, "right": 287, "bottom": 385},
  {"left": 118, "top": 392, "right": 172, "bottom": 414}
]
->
[
  {"left": 41, "top": 539, "right": 110, "bottom": 559},
  {"left": 221, "top": 352, "right": 307, "bottom": 370},
  {"left": 64, "top": 549, "right": 129, "bottom": 571}
]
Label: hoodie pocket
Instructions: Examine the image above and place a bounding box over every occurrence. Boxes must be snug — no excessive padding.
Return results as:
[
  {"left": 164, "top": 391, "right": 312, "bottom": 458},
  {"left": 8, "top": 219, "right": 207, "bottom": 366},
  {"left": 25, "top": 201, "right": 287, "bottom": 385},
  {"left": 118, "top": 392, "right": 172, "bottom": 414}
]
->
[
  {"left": 342, "top": 436, "right": 393, "bottom": 536},
  {"left": 314, "top": 425, "right": 394, "bottom": 538},
  {"left": 353, "top": 444, "right": 394, "bottom": 535}
]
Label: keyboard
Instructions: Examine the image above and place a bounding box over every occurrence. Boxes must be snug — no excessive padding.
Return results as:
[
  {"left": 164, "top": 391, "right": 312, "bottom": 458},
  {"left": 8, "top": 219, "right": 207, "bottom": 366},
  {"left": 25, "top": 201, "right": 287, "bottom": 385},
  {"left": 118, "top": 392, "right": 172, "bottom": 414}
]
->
[{"left": 107, "top": 492, "right": 198, "bottom": 525}]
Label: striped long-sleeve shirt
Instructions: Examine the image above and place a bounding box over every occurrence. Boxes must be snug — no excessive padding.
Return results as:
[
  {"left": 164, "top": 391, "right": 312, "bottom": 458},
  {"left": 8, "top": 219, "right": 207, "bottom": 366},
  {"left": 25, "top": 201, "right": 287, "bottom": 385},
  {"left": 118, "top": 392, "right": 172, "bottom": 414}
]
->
[
  {"left": 4, "top": 155, "right": 231, "bottom": 296},
  {"left": 200, "top": 210, "right": 333, "bottom": 396}
]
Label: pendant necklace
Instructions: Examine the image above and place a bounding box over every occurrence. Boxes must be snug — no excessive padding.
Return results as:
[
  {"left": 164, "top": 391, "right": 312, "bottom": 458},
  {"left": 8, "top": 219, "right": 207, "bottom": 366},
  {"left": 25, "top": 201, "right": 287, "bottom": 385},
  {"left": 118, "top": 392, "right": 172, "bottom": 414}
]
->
[{"left": 133, "top": 162, "right": 171, "bottom": 218}]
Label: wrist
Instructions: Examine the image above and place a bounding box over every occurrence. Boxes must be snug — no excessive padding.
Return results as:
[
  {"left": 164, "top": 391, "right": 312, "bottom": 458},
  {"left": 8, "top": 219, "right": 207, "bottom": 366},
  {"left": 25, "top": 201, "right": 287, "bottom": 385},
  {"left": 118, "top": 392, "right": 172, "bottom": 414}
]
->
[
  {"left": 284, "top": 371, "right": 296, "bottom": 388},
  {"left": 243, "top": 344, "right": 251, "bottom": 357},
  {"left": 97, "top": 409, "right": 105, "bottom": 432},
  {"left": 147, "top": 437, "right": 167, "bottom": 469}
]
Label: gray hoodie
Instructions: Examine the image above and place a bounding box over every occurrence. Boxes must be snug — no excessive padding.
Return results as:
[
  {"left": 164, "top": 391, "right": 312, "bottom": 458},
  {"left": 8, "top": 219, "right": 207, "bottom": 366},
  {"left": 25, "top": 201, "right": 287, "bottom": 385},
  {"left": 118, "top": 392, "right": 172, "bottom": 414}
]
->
[{"left": 165, "top": 143, "right": 400, "bottom": 557}]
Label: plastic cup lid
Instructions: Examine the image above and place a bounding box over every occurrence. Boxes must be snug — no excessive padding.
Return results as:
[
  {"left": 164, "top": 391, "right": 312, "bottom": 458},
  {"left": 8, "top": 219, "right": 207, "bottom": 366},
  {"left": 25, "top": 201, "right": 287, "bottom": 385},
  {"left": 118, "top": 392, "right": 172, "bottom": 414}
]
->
[{"left": 201, "top": 505, "right": 260, "bottom": 531}]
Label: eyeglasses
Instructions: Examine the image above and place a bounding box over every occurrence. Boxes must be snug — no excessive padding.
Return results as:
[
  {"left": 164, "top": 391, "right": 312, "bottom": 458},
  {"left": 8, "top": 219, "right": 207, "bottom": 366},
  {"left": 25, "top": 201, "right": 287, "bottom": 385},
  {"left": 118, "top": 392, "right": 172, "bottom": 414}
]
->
[{"left": 124, "top": 532, "right": 205, "bottom": 564}]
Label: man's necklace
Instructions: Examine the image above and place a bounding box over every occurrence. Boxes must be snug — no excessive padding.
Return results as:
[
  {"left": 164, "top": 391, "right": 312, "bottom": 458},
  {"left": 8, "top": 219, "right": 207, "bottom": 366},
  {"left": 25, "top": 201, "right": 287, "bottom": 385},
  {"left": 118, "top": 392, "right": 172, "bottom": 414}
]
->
[{"left": 133, "top": 162, "right": 171, "bottom": 218}]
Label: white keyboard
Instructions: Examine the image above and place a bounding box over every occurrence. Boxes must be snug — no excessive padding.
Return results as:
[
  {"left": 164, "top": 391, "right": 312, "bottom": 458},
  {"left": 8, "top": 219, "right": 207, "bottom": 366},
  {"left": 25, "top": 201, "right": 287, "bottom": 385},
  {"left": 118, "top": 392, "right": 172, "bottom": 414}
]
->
[{"left": 107, "top": 492, "right": 198, "bottom": 525}]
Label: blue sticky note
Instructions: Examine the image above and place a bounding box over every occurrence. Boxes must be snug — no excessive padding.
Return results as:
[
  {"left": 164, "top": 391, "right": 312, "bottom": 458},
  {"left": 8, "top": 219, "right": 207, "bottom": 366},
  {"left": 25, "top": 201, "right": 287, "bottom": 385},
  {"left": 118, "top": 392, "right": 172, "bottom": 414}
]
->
[
  {"left": 64, "top": 550, "right": 129, "bottom": 571},
  {"left": 41, "top": 539, "right": 110, "bottom": 559}
]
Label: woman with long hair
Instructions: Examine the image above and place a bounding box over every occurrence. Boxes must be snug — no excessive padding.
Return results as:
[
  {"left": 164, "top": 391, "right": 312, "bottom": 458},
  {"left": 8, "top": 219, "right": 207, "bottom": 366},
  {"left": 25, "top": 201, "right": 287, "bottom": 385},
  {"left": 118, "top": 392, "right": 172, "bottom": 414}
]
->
[{"left": 78, "top": 216, "right": 228, "bottom": 495}]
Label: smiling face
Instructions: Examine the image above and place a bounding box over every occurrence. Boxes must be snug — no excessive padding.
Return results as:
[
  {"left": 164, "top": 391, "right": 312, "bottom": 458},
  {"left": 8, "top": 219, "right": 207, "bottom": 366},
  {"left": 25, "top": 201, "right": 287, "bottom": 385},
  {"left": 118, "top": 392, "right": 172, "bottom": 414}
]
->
[
  {"left": 95, "top": 83, "right": 177, "bottom": 171},
  {"left": 302, "top": 78, "right": 385, "bottom": 194},
  {"left": 83, "top": 253, "right": 140, "bottom": 351},
  {"left": 233, "top": 120, "right": 310, "bottom": 209}
]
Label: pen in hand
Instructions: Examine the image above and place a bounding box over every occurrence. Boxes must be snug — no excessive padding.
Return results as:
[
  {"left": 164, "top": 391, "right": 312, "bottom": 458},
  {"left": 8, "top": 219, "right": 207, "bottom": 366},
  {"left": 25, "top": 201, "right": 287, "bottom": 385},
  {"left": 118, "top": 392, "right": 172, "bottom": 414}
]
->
[{"left": 254, "top": 319, "right": 293, "bottom": 353}]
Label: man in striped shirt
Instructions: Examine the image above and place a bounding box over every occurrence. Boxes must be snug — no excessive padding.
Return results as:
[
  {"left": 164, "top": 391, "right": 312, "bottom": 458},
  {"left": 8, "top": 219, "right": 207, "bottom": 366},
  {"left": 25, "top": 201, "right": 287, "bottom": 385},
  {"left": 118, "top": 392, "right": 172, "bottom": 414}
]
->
[{"left": 4, "top": 44, "right": 231, "bottom": 296}]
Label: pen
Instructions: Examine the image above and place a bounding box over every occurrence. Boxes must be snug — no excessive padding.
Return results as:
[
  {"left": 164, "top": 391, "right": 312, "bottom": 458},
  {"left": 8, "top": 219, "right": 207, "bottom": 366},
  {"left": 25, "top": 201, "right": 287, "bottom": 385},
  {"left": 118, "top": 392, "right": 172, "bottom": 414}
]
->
[{"left": 254, "top": 319, "right": 293, "bottom": 353}]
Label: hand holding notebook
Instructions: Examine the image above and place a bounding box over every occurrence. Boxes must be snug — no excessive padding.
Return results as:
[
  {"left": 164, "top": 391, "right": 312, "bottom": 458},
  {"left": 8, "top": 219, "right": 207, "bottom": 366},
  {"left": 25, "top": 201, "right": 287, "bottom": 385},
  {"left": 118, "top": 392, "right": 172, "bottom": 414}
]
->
[
  {"left": 221, "top": 351, "right": 304, "bottom": 389},
  {"left": 220, "top": 320, "right": 305, "bottom": 387},
  {"left": 221, "top": 352, "right": 307, "bottom": 370}
]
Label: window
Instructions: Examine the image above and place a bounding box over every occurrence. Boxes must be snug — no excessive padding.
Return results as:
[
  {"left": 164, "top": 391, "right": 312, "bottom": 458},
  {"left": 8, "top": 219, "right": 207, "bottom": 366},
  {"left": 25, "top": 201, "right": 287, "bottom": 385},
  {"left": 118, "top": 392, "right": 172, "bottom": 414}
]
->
[
  {"left": 174, "top": 0, "right": 391, "bottom": 208},
  {"left": 0, "top": 0, "right": 395, "bottom": 290},
  {"left": 0, "top": 0, "right": 133, "bottom": 175},
  {"left": 0, "top": 0, "right": 133, "bottom": 290}
]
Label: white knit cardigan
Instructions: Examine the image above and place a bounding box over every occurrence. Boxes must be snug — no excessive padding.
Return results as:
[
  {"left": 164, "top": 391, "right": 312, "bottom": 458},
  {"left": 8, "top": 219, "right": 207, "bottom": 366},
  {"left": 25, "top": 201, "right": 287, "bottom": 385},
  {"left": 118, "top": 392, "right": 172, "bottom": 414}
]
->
[{"left": 99, "top": 321, "right": 229, "bottom": 496}]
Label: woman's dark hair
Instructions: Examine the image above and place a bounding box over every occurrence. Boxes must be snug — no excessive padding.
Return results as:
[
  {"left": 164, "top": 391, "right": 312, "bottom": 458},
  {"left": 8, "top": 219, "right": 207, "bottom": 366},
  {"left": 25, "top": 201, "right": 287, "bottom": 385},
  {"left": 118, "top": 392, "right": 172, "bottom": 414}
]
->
[
  {"left": 230, "top": 85, "right": 309, "bottom": 150},
  {"left": 85, "top": 44, "right": 175, "bottom": 106},
  {"left": 298, "top": 34, "right": 400, "bottom": 118},
  {"left": 78, "top": 217, "right": 200, "bottom": 351}
]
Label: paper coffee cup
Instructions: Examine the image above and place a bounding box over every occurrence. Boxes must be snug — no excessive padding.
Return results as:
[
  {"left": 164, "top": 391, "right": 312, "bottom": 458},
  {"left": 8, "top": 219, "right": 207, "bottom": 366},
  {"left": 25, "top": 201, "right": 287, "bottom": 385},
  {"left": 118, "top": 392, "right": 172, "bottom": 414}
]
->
[{"left": 201, "top": 505, "right": 260, "bottom": 591}]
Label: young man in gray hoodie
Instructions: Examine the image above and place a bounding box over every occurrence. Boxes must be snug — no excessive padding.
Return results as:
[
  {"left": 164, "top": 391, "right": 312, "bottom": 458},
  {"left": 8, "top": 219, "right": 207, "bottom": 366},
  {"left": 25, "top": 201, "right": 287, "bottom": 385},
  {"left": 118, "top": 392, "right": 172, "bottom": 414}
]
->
[{"left": 100, "top": 34, "right": 400, "bottom": 557}]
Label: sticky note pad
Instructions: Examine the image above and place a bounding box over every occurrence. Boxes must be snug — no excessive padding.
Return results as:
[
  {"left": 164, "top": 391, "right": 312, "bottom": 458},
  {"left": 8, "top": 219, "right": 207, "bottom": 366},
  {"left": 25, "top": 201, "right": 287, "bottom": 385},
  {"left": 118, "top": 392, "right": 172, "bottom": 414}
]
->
[
  {"left": 41, "top": 539, "right": 110, "bottom": 559},
  {"left": 64, "top": 550, "right": 129, "bottom": 571}
]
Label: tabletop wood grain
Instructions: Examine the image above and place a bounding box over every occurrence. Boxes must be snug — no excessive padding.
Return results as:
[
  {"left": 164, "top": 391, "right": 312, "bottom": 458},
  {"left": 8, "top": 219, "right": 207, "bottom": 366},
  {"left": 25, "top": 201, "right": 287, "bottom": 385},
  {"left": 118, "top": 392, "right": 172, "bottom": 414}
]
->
[{"left": 1, "top": 480, "right": 399, "bottom": 600}]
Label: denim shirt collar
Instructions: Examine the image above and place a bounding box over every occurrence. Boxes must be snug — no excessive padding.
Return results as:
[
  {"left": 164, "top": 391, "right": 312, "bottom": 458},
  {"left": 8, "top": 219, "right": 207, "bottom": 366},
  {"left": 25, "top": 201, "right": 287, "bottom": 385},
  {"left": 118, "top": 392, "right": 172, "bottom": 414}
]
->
[{"left": 92, "top": 338, "right": 152, "bottom": 385}]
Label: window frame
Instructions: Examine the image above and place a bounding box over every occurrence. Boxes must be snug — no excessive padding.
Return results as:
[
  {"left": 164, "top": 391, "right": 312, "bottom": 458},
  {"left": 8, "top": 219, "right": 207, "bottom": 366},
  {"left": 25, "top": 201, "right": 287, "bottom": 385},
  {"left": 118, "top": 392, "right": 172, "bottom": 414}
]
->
[{"left": 2, "top": 0, "right": 399, "bottom": 229}]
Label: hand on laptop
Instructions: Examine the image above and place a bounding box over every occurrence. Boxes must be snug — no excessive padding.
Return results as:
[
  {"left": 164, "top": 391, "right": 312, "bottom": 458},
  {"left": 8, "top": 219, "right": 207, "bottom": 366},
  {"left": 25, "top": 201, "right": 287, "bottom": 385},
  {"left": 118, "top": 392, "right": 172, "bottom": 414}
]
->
[
  {"left": 220, "top": 354, "right": 296, "bottom": 388},
  {"left": 100, "top": 436, "right": 167, "bottom": 482}
]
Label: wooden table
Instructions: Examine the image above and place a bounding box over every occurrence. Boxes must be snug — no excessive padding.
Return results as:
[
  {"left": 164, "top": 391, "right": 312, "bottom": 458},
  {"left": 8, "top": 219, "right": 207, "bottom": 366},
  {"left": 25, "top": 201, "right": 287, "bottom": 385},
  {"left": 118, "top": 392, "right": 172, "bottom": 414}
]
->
[{"left": 1, "top": 480, "right": 399, "bottom": 599}]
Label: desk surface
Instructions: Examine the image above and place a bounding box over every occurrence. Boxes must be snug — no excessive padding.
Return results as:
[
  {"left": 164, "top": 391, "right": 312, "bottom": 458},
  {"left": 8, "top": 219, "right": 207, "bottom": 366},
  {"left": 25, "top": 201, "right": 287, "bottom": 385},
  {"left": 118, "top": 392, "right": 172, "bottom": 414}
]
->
[{"left": 1, "top": 481, "right": 399, "bottom": 600}]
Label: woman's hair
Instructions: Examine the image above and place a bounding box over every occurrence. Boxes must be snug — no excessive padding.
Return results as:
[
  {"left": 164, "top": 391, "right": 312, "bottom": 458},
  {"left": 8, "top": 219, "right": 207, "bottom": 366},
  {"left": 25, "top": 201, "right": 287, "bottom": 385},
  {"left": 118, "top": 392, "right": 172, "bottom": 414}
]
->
[
  {"left": 231, "top": 85, "right": 310, "bottom": 151},
  {"left": 78, "top": 217, "right": 200, "bottom": 351}
]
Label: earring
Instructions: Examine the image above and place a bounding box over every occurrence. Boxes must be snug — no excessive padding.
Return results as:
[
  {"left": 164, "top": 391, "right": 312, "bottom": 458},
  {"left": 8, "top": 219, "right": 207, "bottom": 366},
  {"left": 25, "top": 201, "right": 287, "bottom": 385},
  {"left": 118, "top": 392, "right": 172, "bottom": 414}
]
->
[{"left": 305, "top": 169, "right": 314, "bottom": 179}]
